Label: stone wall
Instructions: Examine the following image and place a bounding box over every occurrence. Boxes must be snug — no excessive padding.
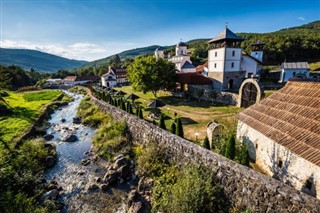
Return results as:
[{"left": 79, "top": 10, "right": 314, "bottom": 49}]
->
[{"left": 83, "top": 87, "right": 320, "bottom": 212}]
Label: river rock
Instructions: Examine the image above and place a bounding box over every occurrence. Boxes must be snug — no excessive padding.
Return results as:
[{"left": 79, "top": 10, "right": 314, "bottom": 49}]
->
[
  {"left": 44, "top": 134, "right": 54, "bottom": 141},
  {"left": 45, "top": 156, "right": 56, "bottom": 168},
  {"left": 41, "top": 189, "right": 59, "bottom": 201},
  {"left": 47, "top": 184, "right": 58, "bottom": 190},
  {"left": 114, "top": 155, "right": 128, "bottom": 169},
  {"left": 73, "top": 116, "right": 81, "bottom": 124},
  {"left": 127, "top": 201, "right": 143, "bottom": 213},
  {"left": 62, "top": 134, "right": 78, "bottom": 142},
  {"left": 61, "top": 118, "right": 66, "bottom": 122},
  {"left": 77, "top": 170, "right": 86, "bottom": 176},
  {"left": 100, "top": 184, "right": 109, "bottom": 191},
  {"left": 117, "top": 164, "right": 131, "bottom": 179},
  {"left": 87, "top": 183, "right": 99, "bottom": 191},
  {"left": 103, "top": 170, "right": 118, "bottom": 185},
  {"left": 81, "top": 159, "right": 90, "bottom": 166}
]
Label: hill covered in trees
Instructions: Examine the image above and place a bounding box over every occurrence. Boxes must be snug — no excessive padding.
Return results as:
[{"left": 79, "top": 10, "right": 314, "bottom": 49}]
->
[
  {"left": 0, "top": 48, "right": 87, "bottom": 73},
  {"left": 73, "top": 20, "right": 319, "bottom": 75}
]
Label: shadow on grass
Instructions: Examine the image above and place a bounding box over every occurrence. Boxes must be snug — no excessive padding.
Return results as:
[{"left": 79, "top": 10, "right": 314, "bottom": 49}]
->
[
  {"left": 12, "top": 106, "right": 37, "bottom": 122},
  {"left": 157, "top": 96, "right": 228, "bottom": 109},
  {"left": 180, "top": 117, "right": 198, "bottom": 125}
]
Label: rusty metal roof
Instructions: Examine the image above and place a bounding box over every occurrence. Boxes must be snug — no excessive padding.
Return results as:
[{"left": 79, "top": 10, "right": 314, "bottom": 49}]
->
[{"left": 237, "top": 80, "right": 320, "bottom": 167}]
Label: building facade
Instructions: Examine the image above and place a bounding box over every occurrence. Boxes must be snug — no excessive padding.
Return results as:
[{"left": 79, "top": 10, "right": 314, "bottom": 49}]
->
[
  {"left": 237, "top": 80, "right": 320, "bottom": 199},
  {"left": 101, "top": 66, "right": 128, "bottom": 88},
  {"left": 280, "top": 62, "right": 310, "bottom": 82}
]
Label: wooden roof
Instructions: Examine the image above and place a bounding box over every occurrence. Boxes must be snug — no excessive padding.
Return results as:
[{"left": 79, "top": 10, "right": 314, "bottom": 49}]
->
[{"left": 237, "top": 80, "right": 320, "bottom": 167}]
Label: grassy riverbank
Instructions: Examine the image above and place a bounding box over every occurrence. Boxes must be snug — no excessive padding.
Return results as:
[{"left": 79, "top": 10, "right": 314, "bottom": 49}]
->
[
  {"left": 0, "top": 90, "right": 62, "bottom": 146},
  {"left": 0, "top": 89, "right": 67, "bottom": 212}
]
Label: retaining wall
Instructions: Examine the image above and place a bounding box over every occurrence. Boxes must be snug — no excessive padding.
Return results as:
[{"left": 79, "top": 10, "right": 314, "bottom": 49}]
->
[{"left": 83, "top": 87, "right": 320, "bottom": 212}]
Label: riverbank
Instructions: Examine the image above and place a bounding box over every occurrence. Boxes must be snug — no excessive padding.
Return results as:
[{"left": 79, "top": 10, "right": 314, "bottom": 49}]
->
[{"left": 0, "top": 89, "right": 72, "bottom": 212}]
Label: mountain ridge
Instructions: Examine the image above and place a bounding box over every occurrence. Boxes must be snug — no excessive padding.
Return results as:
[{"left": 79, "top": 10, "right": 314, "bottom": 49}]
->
[{"left": 0, "top": 48, "right": 88, "bottom": 73}]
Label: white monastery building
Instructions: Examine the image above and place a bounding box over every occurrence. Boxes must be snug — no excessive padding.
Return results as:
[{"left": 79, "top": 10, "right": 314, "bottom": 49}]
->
[
  {"left": 101, "top": 66, "right": 128, "bottom": 88},
  {"left": 155, "top": 41, "right": 196, "bottom": 73},
  {"left": 237, "top": 79, "right": 320, "bottom": 199},
  {"left": 280, "top": 62, "right": 310, "bottom": 83}
]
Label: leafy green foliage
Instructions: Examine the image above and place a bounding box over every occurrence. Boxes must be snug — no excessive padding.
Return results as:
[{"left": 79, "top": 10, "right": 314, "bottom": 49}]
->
[
  {"left": 22, "top": 91, "right": 61, "bottom": 102},
  {"left": 170, "top": 122, "right": 176, "bottom": 134},
  {"left": 239, "top": 143, "right": 250, "bottom": 166},
  {"left": 127, "top": 56, "right": 176, "bottom": 97},
  {"left": 225, "top": 135, "right": 236, "bottom": 160},
  {"left": 139, "top": 107, "right": 143, "bottom": 119}
]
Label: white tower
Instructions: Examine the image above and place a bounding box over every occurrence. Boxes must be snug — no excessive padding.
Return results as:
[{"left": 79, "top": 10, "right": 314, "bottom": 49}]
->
[
  {"left": 207, "top": 27, "right": 245, "bottom": 90},
  {"left": 175, "top": 41, "right": 187, "bottom": 56},
  {"left": 250, "top": 40, "right": 265, "bottom": 63}
]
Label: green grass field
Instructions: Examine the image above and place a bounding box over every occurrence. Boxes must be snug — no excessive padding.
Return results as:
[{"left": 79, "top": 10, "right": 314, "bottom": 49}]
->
[
  {"left": 0, "top": 90, "right": 61, "bottom": 146},
  {"left": 114, "top": 86, "right": 241, "bottom": 143}
]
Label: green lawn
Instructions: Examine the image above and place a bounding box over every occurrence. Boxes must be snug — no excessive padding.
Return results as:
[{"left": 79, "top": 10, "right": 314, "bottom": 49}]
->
[
  {"left": 114, "top": 86, "right": 241, "bottom": 143},
  {"left": 0, "top": 90, "right": 61, "bottom": 146}
]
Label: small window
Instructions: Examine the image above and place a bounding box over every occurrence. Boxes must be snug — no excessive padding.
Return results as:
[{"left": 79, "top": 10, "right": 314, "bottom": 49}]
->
[
  {"left": 278, "top": 160, "right": 283, "bottom": 168},
  {"left": 255, "top": 52, "right": 258, "bottom": 55},
  {"left": 215, "top": 52, "right": 217, "bottom": 57},
  {"left": 305, "top": 180, "right": 313, "bottom": 190},
  {"left": 232, "top": 50, "right": 235, "bottom": 57},
  {"left": 214, "top": 63, "right": 217, "bottom": 68},
  {"left": 231, "top": 62, "right": 234, "bottom": 68}
]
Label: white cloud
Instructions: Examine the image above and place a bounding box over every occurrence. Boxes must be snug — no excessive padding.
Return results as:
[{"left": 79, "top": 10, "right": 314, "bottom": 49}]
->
[
  {"left": 0, "top": 40, "right": 143, "bottom": 61},
  {"left": 297, "top": 16, "right": 306, "bottom": 21}
]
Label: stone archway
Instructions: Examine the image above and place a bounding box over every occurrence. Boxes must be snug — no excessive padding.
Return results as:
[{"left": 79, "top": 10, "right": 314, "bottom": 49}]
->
[{"left": 238, "top": 79, "right": 264, "bottom": 108}]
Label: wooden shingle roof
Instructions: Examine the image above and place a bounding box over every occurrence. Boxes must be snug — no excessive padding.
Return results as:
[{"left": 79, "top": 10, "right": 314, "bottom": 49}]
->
[{"left": 237, "top": 80, "right": 320, "bottom": 167}]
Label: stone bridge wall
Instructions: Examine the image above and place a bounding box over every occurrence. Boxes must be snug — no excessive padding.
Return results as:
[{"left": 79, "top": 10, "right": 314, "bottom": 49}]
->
[{"left": 82, "top": 87, "right": 320, "bottom": 212}]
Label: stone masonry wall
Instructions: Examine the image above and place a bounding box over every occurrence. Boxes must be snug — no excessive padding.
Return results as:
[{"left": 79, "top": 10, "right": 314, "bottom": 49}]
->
[{"left": 83, "top": 87, "right": 320, "bottom": 212}]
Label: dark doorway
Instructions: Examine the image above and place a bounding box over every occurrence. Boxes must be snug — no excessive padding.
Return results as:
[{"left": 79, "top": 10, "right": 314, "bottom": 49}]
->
[
  {"left": 240, "top": 82, "right": 258, "bottom": 108},
  {"left": 228, "top": 79, "right": 233, "bottom": 89}
]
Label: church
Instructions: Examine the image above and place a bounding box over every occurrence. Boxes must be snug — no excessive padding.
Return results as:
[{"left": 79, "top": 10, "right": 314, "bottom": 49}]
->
[{"left": 155, "top": 41, "right": 196, "bottom": 72}]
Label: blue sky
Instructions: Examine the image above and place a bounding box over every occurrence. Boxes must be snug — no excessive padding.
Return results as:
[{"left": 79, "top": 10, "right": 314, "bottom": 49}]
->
[{"left": 1, "top": 0, "right": 319, "bottom": 61}]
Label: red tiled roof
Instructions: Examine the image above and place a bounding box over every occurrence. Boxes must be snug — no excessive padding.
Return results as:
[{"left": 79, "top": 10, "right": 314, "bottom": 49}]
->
[
  {"left": 176, "top": 72, "right": 212, "bottom": 85},
  {"left": 237, "top": 79, "right": 320, "bottom": 167},
  {"left": 196, "top": 61, "right": 208, "bottom": 72},
  {"left": 63, "top": 76, "right": 77, "bottom": 81}
]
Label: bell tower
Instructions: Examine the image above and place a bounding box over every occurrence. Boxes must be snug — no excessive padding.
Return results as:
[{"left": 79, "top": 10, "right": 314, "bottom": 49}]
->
[{"left": 251, "top": 40, "right": 265, "bottom": 63}]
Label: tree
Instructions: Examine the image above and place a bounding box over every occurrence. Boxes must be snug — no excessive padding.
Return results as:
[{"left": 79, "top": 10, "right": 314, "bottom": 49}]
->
[
  {"left": 240, "top": 143, "right": 250, "bottom": 166},
  {"left": 225, "top": 135, "right": 236, "bottom": 160},
  {"left": 127, "top": 56, "right": 176, "bottom": 98},
  {"left": 195, "top": 88, "right": 204, "bottom": 102},
  {"left": 203, "top": 136, "right": 210, "bottom": 150},
  {"left": 139, "top": 108, "right": 143, "bottom": 119},
  {"left": 176, "top": 118, "right": 184, "bottom": 138},
  {"left": 170, "top": 122, "right": 176, "bottom": 134},
  {"left": 159, "top": 114, "right": 166, "bottom": 130}
]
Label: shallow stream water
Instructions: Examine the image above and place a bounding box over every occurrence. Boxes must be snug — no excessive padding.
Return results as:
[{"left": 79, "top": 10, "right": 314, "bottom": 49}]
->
[{"left": 44, "top": 92, "right": 128, "bottom": 212}]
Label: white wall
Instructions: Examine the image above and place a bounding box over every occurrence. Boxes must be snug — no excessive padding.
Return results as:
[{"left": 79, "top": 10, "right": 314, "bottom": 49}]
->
[
  {"left": 242, "top": 56, "right": 259, "bottom": 77},
  {"left": 251, "top": 51, "right": 263, "bottom": 62},
  {"left": 280, "top": 69, "right": 310, "bottom": 82},
  {"left": 237, "top": 121, "right": 320, "bottom": 199},
  {"left": 176, "top": 46, "right": 187, "bottom": 56},
  {"left": 224, "top": 48, "right": 242, "bottom": 72},
  {"left": 208, "top": 48, "right": 225, "bottom": 72}
]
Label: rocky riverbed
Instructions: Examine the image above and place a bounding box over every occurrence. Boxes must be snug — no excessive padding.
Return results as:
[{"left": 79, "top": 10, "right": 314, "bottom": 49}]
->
[{"left": 42, "top": 92, "right": 152, "bottom": 212}]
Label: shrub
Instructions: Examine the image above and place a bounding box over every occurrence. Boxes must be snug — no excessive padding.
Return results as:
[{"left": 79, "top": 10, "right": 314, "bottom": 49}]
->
[
  {"left": 225, "top": 135, "right": 236, "bottom": 160},
  {"left": 159, "top": 114, "right": 166, "bottom": 130},
  {"left": 139, "top": 108, "right": 143, "bottom": 119},
  {"left": 170, "top": 122, "right": 176, "bottom": 134},
  {"left": 239, "top": 142, "right": 250, "bottom": 166},
  {"left": 203, "top": 136, "right": 210, "bottom": 150},
  {"left": 176, "top": 118, "right": 184, "bottom": 138}
]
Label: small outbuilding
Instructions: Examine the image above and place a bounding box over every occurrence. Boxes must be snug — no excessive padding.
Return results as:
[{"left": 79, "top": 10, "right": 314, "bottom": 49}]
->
[{"left": 280, "top": 62, "right": 310, "bottom": 83}]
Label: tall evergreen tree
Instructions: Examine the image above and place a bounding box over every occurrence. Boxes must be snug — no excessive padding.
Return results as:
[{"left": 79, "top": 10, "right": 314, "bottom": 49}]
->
[
  {"left": 240, "top": 143, "right": 250, "bottom": 166},
  {"left": 203, "top": 136, "right": 210, "bottom": 150},
  {"left": 159, "top": 114, "right": 166, "bottom": 130},
  {"left": 176, "top": 118, "right": 184, "bottom": 138},
  {"left": 139, "top": 107, "right": 143, "bottom": 119},
  {"left": 170, "top": 122, "right": 176, "bottom": 134},
  {"left": 225, "top": 135, "right": 236, "bottom": 160}
]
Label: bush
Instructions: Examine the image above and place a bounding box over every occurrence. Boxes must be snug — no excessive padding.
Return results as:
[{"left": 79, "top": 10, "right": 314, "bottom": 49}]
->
[
  {"left": 153, "top": 165, "right": 225, "bottom": 213},
  {"left": 159, "top": 114, "right": 166, "bottom": 130},
  {"left": 170, "top": 122, "right": 176, "bottom": 134},
  {"left": 225, "top": 135, "right": 236, "bottom": 160},
  {"left": 203, "top": 136, "right": 210, "bottom": 150},
  {"left": 176, "top": 118, "right": 184, "bottom": 138}
]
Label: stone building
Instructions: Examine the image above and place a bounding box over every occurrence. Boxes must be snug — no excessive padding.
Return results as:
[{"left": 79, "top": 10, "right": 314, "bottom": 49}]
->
[
  {"left": 207, "top": 27, "right": 263, "bottom": 91},
  {"left": 237, "top": 79, "right": 320, "bottom": 199}
]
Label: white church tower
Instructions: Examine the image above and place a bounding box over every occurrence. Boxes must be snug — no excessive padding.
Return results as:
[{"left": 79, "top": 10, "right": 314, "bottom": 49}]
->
[
  {"left": 175, "top": 41, "right": 188, "bottom": 56},
  {"left": 155, "top": 47, "right": 164, "bottom": 60},
  {"left": 250, "top": 40, "right": 265, "bottom": 63},
  {"left": 207, "top": 27, "right": 245, "bottom": 90}
]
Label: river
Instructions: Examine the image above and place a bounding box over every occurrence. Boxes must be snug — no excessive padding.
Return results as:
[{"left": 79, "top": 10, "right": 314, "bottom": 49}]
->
[{"left": 44, "top": 92, "right": 127, "bottom": 212}]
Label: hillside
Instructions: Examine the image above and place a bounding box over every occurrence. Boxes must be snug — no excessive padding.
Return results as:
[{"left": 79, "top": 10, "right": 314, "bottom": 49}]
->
[
  {"left": 74, "top": 20, "right": 319, "bottom": 73},
  {"left": 0, "top": 48, "right": 88, "bottom": 73}
]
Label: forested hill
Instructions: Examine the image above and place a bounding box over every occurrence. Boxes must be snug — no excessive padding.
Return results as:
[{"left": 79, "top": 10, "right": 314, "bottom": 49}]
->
[
  {"left": 0, "top": 48, "right": 88, "bottom": 73},
  {"left": 74, "top": 20, "right": 319, "bottom": 74}
]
